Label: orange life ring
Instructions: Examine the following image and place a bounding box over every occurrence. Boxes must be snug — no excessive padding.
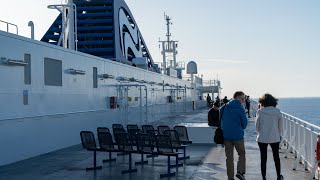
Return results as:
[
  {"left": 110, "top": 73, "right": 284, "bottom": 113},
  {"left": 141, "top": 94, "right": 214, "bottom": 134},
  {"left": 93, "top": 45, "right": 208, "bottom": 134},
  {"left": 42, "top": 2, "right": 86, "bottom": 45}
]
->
[{"left": 316, "top": 135, "right": 320, "bottom": 167}]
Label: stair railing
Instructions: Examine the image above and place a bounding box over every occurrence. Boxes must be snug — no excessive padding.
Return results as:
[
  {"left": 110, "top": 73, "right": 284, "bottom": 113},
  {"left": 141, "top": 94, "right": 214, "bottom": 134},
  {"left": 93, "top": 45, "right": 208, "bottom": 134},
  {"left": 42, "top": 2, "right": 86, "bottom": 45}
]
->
[{"left": 47, "top": 1, "right": 77, "bottom": 51}]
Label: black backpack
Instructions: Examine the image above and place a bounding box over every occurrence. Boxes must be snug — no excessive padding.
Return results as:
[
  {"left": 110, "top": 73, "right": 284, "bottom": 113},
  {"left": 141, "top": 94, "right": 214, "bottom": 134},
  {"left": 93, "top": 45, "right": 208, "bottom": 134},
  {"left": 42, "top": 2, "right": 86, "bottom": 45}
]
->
[
  {"left": 214, "top": 127, "right": 224, "bottom": 144},
  {"left": 213, "top": 105, "right": 225, "bottom": 144}
]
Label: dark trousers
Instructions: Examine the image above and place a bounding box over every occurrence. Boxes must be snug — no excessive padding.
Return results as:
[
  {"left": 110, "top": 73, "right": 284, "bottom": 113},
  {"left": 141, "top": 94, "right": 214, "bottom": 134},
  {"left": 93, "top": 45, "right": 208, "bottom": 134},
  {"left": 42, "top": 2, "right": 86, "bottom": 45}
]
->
[
  {"left": 224, "top": 140, "right": 246, "bottom": 179},
  {"left": 258, "top": 142, "right": 281, "bottom": 178},
  {"left": 246, "top": 106, "right": 250, "bottom": 117}
]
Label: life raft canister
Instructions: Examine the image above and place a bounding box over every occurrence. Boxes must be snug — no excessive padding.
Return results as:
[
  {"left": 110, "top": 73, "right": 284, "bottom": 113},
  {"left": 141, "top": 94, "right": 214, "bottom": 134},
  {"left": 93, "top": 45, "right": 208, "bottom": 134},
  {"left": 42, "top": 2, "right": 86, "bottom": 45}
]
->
[{"left": 316, "top": 135, "right": 320, "bottom": 167}]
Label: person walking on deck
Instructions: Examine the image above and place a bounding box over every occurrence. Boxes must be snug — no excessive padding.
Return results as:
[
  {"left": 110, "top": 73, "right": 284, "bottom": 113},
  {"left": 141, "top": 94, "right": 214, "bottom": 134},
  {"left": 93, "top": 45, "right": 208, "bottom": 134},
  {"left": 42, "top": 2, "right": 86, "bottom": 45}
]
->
[
  {"left": 206, "top": 94, "right": 212, "bottom": 107},
  {"left": 245, "top": 96, "right": 251, "bottom": 118},
  {"left": 222, "top": 91, "right": 248, "bottom": 180},
  {"left": 255, "top": 93, "right": 284, "bottom": 180}
]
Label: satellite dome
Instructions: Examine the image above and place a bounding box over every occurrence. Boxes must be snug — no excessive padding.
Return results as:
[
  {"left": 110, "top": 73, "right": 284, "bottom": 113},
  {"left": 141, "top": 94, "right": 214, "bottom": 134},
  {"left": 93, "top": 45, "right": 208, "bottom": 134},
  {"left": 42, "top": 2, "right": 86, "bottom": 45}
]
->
[{"left": 186, "top": 61, "right": 198, "bottom": 74}]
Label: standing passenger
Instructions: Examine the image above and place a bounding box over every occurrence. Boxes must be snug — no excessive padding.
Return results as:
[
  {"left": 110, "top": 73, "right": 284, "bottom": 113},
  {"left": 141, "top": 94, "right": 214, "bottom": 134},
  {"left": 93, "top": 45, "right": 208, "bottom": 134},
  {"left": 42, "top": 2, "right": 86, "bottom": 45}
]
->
[
  {"left": 245, "top": 96, "right": 251, "bottom": 118},
  {"left": 208, "top": 102, "right": 220, "bottom": 127},
  {"left": 206, "top": 94, "right": 212, "bottom": 107},
  {"left": 222, "top": 91, "right": 248, "bottom": 180},
  {"left": 255, "top": 93, "right": 283, "bottom": 180},
  {"left": 223, "top": 96, "right": 229, "bottom": 105}
]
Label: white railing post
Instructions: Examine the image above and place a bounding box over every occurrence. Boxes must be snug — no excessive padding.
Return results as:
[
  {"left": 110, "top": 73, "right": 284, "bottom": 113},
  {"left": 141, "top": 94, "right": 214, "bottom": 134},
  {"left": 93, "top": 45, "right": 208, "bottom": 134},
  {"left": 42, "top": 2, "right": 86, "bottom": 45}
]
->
[
  {"left": 304, "top": 142, "right": 309, "bottom": 171},
  {"left": 281, "top": 112, "right": 320, "bottom": 178},
  {"left": 293, "top": 143, "right": 305, "bottom": 170},
  {"left": 309, "top": 156, "right": 319, "bottom": 180},
  {"left": 298, "top": 123, "right": 303, "bottom": 162},
  {"left": 280, "top": 129, "right": 287, "bottom": 149},
  {"left": 285, "top": 135, "right": 295, "bottom": 158}
]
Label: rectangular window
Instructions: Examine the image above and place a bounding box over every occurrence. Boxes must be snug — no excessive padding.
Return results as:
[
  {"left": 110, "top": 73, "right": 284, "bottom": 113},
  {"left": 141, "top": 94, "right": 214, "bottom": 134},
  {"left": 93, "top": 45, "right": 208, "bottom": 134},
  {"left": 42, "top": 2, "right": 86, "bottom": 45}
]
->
[
  {"left": 24, "top": 54, "right": 31, "bottom": 84},
  {"left": 44, "top": 58, "right": 62, "bottom": 86},
  {"left": 93, "top": 67, "right": 97, "bottom": 88}
]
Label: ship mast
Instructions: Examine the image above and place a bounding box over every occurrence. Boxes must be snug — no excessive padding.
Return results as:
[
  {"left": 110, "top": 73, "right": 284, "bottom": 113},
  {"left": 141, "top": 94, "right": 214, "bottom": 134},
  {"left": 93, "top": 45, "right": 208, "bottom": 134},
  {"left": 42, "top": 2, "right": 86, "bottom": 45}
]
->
[{"left": 159, "top": 14, "right": 178, "bottom": 74}]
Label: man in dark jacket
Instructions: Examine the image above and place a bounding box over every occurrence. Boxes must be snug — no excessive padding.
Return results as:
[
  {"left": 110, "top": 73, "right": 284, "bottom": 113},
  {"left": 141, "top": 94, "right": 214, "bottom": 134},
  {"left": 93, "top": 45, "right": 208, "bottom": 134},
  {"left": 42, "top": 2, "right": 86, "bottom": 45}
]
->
[
  {"left": 206, "top": 94, "right": 212, "bottom": 107},
  {"left": 245, "top": 96, "right": 251, "bottom": 118},
  {"left": 223, "top": 96, "right": 229, "bottom": 105},
  {"left": 222, "top": 91, "right": 248, "bottom": 180},
  {"left": 208, "top": 101, "right": 220, "bottom": 127}
]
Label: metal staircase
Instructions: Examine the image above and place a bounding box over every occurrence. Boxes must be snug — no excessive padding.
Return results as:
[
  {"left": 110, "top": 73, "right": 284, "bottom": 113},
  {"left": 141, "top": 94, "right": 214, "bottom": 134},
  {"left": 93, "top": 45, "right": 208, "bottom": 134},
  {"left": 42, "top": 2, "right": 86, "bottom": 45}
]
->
[{"left": 41, "top": 0, "right": 115, "bottom": 59}]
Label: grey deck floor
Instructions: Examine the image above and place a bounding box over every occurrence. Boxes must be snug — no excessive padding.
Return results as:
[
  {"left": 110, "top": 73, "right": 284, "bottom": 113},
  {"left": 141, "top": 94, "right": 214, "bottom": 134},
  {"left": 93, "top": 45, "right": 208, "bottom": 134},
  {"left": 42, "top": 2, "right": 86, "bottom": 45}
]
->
[{"left": 0, "top": 108, "right": 312, "bottom": 180}]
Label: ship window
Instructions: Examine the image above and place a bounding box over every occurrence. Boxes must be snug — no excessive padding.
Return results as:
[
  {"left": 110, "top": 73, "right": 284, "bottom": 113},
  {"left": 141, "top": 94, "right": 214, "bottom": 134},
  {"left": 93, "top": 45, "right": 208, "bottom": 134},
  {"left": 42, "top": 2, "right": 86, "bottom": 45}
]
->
[
  {"left": 24, "top": 54, "right": 31, "bottom": 84},
  {"left": 44, "top": 58, "right": 62, "bottom": 86},
  {"left": 93, "top": 67, "right": 97, "bottom": 88}
]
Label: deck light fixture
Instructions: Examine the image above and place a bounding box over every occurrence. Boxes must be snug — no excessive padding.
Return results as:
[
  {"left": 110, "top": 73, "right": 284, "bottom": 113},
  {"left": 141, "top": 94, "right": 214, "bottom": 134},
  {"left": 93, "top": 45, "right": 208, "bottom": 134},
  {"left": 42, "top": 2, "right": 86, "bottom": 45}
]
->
[
  {"left": 67, "top": 68, "right": 85, "bottom": 75},
  {"left": 100, "top": 74, "right": 114, "bottom": 79},
  {"left": 129, "top": 77, "right": 136, "bottom": 82},
  {"left": 1, "top": 57, "right": 28, "bottom": 66},
  {"left": 117, "top": 76, "right": 129, "bottom": 81},
  {"left": 136, "top": 79, "right": 147, "bottom": 83}
]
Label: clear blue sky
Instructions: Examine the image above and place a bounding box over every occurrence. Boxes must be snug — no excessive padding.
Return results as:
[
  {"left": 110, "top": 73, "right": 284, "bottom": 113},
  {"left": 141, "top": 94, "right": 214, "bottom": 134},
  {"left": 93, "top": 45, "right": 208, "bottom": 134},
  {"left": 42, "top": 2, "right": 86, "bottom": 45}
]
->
[{"left": 1, "top": 0, "right": 319, "bottom": 98}]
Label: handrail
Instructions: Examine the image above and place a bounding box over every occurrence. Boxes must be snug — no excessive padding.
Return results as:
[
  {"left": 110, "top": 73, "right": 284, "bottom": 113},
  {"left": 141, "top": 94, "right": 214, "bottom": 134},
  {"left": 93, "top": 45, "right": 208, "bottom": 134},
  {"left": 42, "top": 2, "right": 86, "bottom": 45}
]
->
[
  {"left": 0, "top": 20, "right": 18, "bottom": 34},
  {"left": 47, "top": 3, "right": 77, "bottom": 50},
  {"left": 281, "top": 111, "right": 320, "bottom": 177},
  {"left": 282, "top": 112, "right": 320, "bottom": 132}
]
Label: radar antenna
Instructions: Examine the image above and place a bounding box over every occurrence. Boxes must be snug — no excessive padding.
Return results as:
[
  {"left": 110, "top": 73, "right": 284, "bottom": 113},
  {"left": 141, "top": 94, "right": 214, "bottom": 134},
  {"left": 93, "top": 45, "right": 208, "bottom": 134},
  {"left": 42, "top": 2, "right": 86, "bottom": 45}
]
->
[{"left": 158, "top": 14, "right": 178, "bottom": 74}]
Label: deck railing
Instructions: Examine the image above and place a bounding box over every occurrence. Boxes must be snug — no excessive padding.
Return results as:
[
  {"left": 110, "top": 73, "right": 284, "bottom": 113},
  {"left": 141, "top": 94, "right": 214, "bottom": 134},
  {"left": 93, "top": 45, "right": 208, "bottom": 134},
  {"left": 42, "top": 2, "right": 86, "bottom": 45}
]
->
[
  {"left": 0, "top": 20, "right": 18, "bottom": 34},
  {"left": 281, "top": 112, "right": 320, "bottom": 179}
]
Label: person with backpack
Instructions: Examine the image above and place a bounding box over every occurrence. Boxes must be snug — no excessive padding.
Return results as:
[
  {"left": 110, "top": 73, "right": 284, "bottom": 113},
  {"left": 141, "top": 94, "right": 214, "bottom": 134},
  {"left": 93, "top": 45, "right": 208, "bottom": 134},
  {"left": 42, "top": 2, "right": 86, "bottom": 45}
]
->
[
  {"left": 222, "top": 91, "right": 248, "bottom": 180},
  {"left": 208, "top": 101, "right": 220, "bottom": 127}
]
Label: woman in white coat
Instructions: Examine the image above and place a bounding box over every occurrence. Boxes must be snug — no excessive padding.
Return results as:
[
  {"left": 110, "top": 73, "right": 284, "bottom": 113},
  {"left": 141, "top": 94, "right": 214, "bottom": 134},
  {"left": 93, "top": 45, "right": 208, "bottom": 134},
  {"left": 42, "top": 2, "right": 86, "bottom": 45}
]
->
[{"left": 255, "top": 93, "right": 283, "bottom": 180}]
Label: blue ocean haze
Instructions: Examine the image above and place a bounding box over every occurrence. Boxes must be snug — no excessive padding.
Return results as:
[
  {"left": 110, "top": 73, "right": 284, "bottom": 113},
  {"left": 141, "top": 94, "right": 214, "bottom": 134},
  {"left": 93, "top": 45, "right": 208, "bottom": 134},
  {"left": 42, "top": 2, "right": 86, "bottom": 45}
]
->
[{"left": 277, "top": 98, "right": 320, "bottom": 126}]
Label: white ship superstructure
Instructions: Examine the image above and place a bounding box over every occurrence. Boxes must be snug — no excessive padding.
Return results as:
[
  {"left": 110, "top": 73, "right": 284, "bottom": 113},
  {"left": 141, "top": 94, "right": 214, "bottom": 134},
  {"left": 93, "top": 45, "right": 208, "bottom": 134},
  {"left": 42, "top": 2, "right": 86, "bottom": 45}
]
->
[{"left": 0, "top": 0, "right": 220, "bottom": 166}]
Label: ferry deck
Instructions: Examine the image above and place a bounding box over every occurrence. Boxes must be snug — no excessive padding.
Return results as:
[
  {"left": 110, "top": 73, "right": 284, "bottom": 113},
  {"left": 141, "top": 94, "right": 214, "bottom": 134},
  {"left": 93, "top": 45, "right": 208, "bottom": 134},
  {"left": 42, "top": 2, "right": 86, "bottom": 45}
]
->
[{"left": 0, "top": 108, "right": 311, "bottom": 180}]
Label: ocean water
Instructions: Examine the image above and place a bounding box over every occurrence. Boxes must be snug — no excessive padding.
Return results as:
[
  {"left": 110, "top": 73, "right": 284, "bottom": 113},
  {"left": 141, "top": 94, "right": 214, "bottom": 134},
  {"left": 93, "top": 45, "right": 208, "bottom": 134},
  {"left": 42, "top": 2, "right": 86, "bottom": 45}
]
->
[{"left": 276, "top": 97, "right": 320, "bottom": 126}]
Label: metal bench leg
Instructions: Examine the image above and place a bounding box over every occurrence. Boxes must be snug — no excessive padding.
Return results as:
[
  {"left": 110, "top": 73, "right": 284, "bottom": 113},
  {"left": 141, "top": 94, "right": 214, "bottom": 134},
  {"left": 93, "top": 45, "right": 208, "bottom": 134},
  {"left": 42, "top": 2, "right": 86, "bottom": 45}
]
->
[
  {"left": 170, "top": 155, "right": 183, "bottom": 168},
  {"left": 86, "top": 151, "right": 102, "bottom": 171},
  {"left": 135, "top": 154, "right": 148, "bottom": 165},
  {"left": 103, "top": 152, "right": 116, "bottom": 163},
  {"left": 117, "top": 152, "right": 128, "bottom": 156},
  {"left": 183, "top": 147, "right": 190, "bottom": 159},
  {"left": 178, "top": 147, "right": 190, "bottom": 160},
  {"left": 160, "top": 156, "right": 175, "bottom": 178},
  {"left": 121, "top": 153, "right": 137, "bottom": 174}
]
